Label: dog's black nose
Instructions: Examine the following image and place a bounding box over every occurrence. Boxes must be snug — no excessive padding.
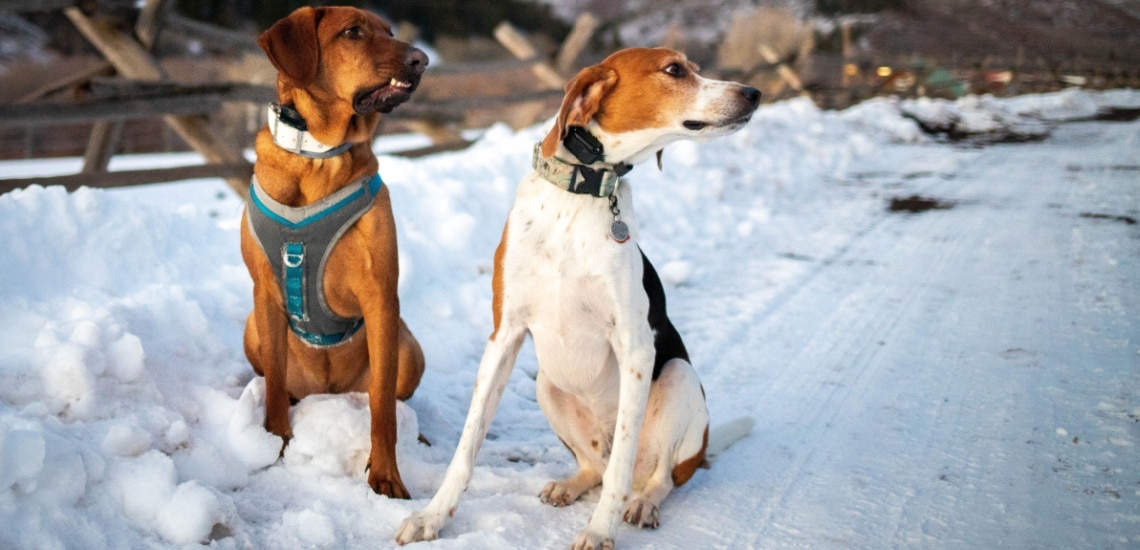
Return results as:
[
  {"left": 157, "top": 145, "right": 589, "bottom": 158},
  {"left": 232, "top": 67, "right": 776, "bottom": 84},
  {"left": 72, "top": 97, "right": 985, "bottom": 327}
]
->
[
  {"left": 741, "top": 86, "right": 761, "bottom": 105},
  {"left": 405, "top": 48, "right": 428, "bottom": 73}
]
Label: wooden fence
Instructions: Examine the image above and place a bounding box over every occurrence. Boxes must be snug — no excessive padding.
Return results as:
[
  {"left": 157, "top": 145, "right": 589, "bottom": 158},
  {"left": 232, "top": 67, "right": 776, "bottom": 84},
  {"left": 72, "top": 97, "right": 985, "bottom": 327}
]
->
[{"left": 0, "top": 1, "right": 598, "bottom": 197}]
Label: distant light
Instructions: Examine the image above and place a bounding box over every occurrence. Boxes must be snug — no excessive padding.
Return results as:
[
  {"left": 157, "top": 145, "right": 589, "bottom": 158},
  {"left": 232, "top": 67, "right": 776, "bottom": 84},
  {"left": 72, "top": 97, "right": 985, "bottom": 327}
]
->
[
  {"left": 877, "top": 66, "right": 892, "bottom": 78},
  {"left": 844, "top": 63, "right": 859, "bottom": 76}
]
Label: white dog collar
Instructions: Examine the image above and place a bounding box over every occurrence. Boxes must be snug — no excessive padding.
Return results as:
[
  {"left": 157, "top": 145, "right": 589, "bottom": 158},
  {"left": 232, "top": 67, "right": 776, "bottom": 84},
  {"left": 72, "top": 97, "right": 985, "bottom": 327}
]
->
[{"left": 267, "top": 103, "right": 353, "bottom": 159}]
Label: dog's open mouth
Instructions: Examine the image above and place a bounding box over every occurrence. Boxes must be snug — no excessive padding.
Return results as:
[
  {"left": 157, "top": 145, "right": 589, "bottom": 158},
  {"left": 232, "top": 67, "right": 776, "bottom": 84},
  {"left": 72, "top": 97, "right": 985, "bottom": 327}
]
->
[
  {"left": 354, "top": 76, "right": 419, "bottom": 115},
  {"left": 684, "top": 113, "right": 753, "bottom": 131}
]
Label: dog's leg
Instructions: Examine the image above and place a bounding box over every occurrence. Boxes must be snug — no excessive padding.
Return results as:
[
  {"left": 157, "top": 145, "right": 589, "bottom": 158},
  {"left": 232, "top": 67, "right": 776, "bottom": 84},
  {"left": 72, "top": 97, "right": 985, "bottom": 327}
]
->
[
  {"left": 362, "top": 293, "right": 412, "bottom": 499},
  {"left": 251, "top": 283, "right": 293, "bottom": 449},
  {"left": 624, "top": 358, "right": 709, "bottom": 529},
  {"left": 572, "top": 292, "right": 656, "bottom": 549},
  {"left": 395, "top": 324, "right": 527, "bottom": 544},
  {"left": 537, "top": 371, "right": 605, "bottom": 507}
]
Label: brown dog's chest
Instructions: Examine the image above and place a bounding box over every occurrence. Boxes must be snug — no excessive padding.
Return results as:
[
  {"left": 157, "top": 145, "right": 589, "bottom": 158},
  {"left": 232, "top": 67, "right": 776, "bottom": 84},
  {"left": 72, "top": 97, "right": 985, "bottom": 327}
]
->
[{"left": 246, "top": 174, "right": 389, "bottom": 346}]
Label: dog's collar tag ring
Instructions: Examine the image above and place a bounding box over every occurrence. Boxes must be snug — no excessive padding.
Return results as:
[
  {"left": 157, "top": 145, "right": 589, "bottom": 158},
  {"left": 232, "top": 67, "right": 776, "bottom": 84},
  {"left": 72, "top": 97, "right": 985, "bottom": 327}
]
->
[
  {"left": 608, "top": 189, "right": 630, "bottom": 244},
  {"left": 561, "top": 127, "right": 629, "bottom": 243}
]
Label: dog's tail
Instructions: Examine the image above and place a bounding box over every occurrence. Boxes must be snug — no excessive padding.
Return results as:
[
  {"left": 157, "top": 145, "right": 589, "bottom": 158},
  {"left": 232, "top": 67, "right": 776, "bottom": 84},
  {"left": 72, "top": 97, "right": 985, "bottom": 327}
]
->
[{"left": 705, "top": 416, "right": 756, "bottom": 461}]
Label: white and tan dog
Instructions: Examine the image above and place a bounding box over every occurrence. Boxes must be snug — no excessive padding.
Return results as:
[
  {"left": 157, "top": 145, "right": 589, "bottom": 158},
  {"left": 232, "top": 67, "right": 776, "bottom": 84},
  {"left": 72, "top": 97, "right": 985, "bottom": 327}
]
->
[{"left": 396, "top": 47, "right": 760, "bottom": 549}]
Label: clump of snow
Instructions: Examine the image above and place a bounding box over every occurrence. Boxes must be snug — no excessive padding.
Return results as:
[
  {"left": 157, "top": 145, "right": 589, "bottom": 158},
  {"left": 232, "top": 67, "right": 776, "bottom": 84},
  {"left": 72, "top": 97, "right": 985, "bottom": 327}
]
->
[
  {"left": 0, "top": 88, "right": 1136, "bottom": 549},
  {"left": 226, "top": 377, "right": 285, "bottom": 471},
  {"left": 659, "top": 260, "right": 694, "bottom": 286},
  {"left": 107, "top": 451, "right": 234, "bottom": 544}
]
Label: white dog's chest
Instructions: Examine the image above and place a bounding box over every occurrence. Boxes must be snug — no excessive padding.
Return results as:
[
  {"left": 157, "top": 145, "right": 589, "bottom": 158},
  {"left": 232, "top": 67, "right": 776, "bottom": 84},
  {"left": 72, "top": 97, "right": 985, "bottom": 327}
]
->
[{"left": 502, "top": 175, "right": 647, "bottom": 394}]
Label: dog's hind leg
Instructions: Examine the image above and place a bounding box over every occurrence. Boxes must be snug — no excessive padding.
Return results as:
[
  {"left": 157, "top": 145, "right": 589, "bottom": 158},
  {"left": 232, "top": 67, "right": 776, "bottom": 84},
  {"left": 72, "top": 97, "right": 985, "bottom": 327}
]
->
[
  {"left": 536, "top": 371, "right": 605, "bottom": 507},
  {"left": 395, "top": 318, "right": 425, "bottom": 401},
  {"left": 243, "top": 312, "right": 264, "bottom": 377},
  {"left": 624, "top": 358, "right": 709, "bottom": 528}
]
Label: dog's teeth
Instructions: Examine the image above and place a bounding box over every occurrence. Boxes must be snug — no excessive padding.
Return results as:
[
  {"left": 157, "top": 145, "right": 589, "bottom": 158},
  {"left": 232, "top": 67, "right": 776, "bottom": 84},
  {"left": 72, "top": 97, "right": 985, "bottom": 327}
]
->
[{"left": 389, "top": 77, "right": 398, "bottom": 87}]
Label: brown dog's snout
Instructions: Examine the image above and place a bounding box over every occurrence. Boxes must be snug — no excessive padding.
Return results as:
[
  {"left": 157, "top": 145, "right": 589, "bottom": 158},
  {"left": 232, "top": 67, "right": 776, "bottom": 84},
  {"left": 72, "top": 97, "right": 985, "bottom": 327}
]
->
[{"left": 405, "top": 47, "right": 428, "bottom": 74}]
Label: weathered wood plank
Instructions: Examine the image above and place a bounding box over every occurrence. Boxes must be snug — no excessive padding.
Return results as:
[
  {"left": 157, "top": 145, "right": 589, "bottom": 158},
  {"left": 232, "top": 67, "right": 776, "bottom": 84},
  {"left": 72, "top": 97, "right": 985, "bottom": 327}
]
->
[
  {"left": 64, "top": 6, "right": 249, "bottom": 198},
  {"left": 493, "top": 21, "right": 564, "bottom": 89},
  {"left": 15, "top": 61, "right": 115, "bottom": 104},
  {"left": 1, "top": 95, "right": 223, "bottom": 125},
  {"left": 388, "top": 140, "right": 473, "bottom": 159},
  {"left": 64, "top": 7, "right": 164, "bottom": 81},
  {"left": 394, "top": 88, "right": 561, "bottom": 122},
  {"left": 758, "top": 44, "right": 808, "bottom": 95},
  {"left": 0, "top": 162, "right": 253, "bottom": 194},
  {"left": 135, "top": 0, "right": 172, "bottom": 49},
  {"left": 81, "top": 120, "right": 122, "bottom": 173},
  {"left": 555, "top": 13, "right": 597, "bottom": 75}
]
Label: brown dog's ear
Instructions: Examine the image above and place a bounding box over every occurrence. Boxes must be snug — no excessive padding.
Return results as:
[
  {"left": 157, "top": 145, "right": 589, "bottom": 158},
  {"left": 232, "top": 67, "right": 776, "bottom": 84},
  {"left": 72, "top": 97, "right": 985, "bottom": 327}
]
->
[
  {"left": 540, "top": 65, "right": 618, "bottom": 157},
  {"left": 258, "top": 7, "right": 323, "bottom": 87}
]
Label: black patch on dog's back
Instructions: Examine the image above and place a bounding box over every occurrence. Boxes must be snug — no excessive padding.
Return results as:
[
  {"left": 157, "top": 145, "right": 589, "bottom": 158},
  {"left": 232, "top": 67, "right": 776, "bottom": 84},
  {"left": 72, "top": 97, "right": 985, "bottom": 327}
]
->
[{"left": 641, "top": 249, "right": 689, "bottom": 380}]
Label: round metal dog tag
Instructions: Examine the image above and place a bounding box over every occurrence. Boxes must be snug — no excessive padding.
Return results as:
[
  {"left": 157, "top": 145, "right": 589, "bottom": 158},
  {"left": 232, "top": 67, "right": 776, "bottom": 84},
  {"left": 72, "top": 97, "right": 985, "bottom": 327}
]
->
[{"left": 610, "top": 220, "right": 630, "bottom": 243}]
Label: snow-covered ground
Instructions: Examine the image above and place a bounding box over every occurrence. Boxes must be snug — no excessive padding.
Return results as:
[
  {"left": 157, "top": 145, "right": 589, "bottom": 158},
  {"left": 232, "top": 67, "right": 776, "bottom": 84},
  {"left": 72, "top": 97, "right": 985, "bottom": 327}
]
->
[{"left": 1, "top": 89, "right": 1138, "bottom": 549}]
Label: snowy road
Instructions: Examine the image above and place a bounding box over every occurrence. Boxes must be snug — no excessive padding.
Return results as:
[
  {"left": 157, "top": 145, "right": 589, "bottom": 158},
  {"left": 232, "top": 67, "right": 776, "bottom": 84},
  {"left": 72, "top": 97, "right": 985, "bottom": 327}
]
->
[{"left": 678, "top": 120, "right": 1140, "bottom": 549}]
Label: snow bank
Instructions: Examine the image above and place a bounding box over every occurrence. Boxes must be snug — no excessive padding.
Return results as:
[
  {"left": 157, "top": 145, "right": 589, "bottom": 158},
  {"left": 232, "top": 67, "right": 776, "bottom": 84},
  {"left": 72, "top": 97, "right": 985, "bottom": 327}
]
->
[
  {"left": 0, "top": 88, "right": 1136, "bottom": 548},
  {"left": 899, "top": 87, "right": 1140, "bottom": 143}
]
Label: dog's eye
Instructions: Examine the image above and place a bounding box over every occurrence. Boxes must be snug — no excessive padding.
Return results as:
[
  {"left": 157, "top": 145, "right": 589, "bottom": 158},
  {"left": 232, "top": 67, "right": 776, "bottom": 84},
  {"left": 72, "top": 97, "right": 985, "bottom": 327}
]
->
[
  {"left": 663, "top": 63, "right": 688, "bottom": 78},
  {"left": 341, "top": 25, "right": 364, "bottom": 39}
]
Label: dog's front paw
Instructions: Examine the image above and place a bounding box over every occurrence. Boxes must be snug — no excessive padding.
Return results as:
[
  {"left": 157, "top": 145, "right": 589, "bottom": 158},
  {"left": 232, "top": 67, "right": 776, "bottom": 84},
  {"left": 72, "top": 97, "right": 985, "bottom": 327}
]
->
[
  {"left": 367, "top": 468, "right": 410, "bottom": 499},
  {"left": 570, "top": 529, "right": 613, "bottom": 550},
  {"left": 623, "top": 498, "right": 659, "bottom": 529},
  {"left": 395, "top": 510, "right": 446, "bottom": 545},
  {"left": 264, "top": 420, "right": 293, "bottom": 450}
]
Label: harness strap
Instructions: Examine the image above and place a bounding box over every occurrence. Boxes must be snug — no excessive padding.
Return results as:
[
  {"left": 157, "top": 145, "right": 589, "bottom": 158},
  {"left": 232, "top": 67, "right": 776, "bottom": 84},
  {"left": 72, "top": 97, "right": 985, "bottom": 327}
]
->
[{"left": 247, "top": 173, "right": 382, "bottom": 346}]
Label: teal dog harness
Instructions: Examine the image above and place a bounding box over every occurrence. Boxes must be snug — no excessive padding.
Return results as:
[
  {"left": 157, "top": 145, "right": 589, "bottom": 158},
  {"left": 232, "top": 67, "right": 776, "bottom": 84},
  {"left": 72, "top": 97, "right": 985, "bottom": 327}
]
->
[{"left": 246, "top": 173, "right": 383, "bottom": 346}]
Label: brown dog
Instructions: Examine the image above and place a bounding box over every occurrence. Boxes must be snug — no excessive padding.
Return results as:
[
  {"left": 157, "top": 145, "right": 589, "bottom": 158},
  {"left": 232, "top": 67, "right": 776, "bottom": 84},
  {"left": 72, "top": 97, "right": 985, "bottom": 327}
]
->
[{"left": 241, "top": 6, "right": 426, "bottom": 499}]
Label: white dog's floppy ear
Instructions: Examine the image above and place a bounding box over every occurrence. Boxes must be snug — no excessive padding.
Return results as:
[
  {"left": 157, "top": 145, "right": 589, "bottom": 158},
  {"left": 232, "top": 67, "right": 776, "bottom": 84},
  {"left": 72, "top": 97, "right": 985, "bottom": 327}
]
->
[{"left": 540, "top": 65, "right": 618, "bottom": 157}]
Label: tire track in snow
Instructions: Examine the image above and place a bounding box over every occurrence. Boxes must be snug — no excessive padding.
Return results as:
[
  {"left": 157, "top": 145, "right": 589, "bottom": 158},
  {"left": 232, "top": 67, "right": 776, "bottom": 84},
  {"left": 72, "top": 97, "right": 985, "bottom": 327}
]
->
[
  {"left": 667, "top": 154, "right": 987, "bottom": 547},
  {"left": 748, "top": 210, "right": 977, "bottom": 546}
]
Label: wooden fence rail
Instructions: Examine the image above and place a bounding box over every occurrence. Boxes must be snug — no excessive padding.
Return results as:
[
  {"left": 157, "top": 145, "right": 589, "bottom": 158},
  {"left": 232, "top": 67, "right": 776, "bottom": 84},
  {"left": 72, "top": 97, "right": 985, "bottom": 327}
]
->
[
  {"left": 0, "top": 163, "right": 252, "bottom": 195},
  {"left": 0, "top": 84, "right": 273, "bottom": 125}
]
